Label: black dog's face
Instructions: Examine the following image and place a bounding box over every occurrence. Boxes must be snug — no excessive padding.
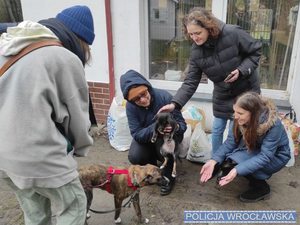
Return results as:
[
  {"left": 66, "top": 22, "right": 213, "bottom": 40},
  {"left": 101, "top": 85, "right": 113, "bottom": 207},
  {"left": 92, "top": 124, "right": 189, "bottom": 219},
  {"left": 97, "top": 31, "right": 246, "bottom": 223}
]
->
[{"left": 155, "top": 112, "right": 174, "bottom": 133}]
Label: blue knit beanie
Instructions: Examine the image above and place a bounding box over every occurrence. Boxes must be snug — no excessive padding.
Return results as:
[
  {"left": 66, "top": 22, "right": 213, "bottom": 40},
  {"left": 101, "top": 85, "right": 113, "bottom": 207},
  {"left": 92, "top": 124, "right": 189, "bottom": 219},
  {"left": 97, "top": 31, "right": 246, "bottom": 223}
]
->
[{"left": 56, "top": 5, "right": 95, "bottom": 45}]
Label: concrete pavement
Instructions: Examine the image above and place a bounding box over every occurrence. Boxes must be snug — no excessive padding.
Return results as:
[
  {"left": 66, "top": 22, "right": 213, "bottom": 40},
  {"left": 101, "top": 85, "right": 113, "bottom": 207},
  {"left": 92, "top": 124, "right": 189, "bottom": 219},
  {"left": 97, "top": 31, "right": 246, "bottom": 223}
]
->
[{"left": 1, "top": 131, "right": 299, "bottom": 225}]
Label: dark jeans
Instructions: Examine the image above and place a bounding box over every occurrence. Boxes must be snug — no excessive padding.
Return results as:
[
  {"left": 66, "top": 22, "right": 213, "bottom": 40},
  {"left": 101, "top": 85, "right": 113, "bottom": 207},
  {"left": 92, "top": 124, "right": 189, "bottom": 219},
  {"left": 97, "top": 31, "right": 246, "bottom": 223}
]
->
[{"left": 128, "top": 139, "right": 174, "bottom": 180}]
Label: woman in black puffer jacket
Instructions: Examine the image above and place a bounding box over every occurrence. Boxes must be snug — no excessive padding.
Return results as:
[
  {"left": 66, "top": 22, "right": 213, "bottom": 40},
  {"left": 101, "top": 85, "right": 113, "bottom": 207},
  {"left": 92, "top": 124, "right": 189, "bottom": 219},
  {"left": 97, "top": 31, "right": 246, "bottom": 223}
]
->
[{"left": 159, "top": 7, "right": 261, "bottom": 154}]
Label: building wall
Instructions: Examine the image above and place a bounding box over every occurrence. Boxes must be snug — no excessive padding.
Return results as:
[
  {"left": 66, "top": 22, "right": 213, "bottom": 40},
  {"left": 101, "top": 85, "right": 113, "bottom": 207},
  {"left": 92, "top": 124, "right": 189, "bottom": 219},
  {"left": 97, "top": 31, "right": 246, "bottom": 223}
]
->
[
  {"left": 289, "top": 6, "right": 300, "bottom": 118},
  {"left": 21, "top": 0, "right": 109, "bottom": 82},
  {"left": 21, "top": 0, "right": 112, "bottom": 124},
  {"left": 88, "top": 82, "right": 110, "bottom": 124},
  {"left": 19, "top": 0, "right": 300, "bottom": 125},
  {"left": 110, "top": 0, "right": 144, "bottom": 98}
]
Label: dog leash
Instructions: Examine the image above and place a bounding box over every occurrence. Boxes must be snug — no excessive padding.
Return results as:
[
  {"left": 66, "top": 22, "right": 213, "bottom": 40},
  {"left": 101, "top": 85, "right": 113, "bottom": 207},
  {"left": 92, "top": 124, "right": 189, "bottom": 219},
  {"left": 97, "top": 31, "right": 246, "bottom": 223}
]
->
[
  {"left": 88, "top": 173, "right": 151, "bottom": 214},
  {"left": 88, "top": 189, "right": 140, "bottom": 214}
]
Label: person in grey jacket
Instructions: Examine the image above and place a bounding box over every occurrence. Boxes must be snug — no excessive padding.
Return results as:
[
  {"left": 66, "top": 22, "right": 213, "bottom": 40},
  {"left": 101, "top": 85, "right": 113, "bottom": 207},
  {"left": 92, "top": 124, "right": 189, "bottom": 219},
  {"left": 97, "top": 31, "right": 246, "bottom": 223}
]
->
[
  {"left": 200, "top": 92, "right": 290, "bottom": 202},
  {"left": 0, "top": 5, "right": 94, "bottom": 225},
  {"left": 159, "top": 7, "right": 261, "bottom": 154}
]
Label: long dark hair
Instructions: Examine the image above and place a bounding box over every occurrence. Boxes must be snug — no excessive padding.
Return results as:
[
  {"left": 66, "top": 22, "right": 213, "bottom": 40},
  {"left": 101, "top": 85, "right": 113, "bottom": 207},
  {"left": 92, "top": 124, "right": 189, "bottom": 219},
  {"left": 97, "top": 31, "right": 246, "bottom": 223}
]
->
[
  {"left": 182, "top": 7, "right": 220, "bottom": 40},
  {"left": 78, "top": 38, "right": 92, "bottom": 65},
  {"left": 233, "top": 92, "right": 265, "bottom": 150}
]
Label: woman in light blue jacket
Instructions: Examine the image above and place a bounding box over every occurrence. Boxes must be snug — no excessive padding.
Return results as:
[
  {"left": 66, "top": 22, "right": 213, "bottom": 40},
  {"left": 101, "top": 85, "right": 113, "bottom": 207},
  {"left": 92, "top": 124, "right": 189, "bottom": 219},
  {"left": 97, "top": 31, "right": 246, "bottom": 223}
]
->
[{"left": 200, "top": 92, "right": 290, "bottom": 202}]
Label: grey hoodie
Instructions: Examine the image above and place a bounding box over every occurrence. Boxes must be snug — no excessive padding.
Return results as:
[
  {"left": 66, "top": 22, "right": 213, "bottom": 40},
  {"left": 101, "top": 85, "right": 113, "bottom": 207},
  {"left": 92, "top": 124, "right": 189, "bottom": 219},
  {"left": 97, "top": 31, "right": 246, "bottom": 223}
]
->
[{"left": 0, "top": 21, "right": 93, "bottom": 189}]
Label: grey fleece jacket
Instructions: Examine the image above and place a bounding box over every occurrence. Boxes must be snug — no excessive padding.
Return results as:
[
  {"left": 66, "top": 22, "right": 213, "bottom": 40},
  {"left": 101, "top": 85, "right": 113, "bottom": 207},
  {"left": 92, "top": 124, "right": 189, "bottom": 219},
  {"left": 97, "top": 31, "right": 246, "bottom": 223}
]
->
[{"left": 0, "top": 22, "right": 93, "bottom": 189}]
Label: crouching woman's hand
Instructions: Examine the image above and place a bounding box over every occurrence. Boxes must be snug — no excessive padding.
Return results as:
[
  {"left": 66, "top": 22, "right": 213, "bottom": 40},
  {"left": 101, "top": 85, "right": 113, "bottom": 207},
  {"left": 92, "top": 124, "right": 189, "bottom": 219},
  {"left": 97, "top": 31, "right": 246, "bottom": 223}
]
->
[
  {"left": 200, "top": 159, "right": 217, "bottom": 183},
  {"left": 218, "top": 168, "right": 237, "bottom": 187}
]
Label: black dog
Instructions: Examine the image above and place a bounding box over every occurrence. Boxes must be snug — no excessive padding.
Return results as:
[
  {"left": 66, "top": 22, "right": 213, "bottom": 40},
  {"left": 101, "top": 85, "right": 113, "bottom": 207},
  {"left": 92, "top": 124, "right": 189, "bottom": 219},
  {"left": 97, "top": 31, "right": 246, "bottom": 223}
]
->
[
  {"left": 151, "top": 112, "right": 179, "bottom": 177},
  {"left": 216, "top": 159, "right": 237, "bottom": 183}
]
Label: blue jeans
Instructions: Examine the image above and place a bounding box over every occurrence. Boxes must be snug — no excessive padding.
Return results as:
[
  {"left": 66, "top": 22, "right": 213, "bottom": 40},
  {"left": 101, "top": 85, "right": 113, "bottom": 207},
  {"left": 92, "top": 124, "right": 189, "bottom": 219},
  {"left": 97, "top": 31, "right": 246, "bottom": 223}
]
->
[{"left": 212, "top": 117, "right": 232, "bottom": 153}]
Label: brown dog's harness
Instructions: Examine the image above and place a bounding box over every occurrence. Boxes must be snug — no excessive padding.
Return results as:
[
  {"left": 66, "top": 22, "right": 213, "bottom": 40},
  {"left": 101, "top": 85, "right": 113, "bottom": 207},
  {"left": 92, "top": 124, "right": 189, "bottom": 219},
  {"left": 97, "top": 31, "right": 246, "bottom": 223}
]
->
[
  {"left": 105, "top": 166, "right": 138, "bottom": 193},
  {"left": 87, "top": 166, "right": 141, "bottom": 214}
]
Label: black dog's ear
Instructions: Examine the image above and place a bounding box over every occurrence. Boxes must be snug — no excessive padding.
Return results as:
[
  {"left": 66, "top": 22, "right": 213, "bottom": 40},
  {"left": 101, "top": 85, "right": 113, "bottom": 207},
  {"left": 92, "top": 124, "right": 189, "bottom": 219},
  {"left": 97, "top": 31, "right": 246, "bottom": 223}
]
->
[{"left": 152, "top": 114, "right": 158, "bottom": 121}]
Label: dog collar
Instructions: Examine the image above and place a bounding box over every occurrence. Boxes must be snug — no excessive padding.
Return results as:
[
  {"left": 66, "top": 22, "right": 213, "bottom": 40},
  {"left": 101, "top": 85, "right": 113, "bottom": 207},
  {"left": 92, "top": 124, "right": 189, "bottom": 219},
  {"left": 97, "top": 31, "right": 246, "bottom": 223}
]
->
[{"left": 105, "top": 166, "right": 138, "bottom": 193}]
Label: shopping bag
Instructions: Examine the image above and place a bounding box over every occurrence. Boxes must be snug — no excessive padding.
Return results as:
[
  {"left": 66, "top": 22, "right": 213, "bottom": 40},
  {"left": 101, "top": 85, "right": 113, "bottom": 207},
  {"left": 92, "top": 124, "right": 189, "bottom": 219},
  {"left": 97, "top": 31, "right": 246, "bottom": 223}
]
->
[
  {"left": 187, "top": 122, "right": 211, "bottom": 163},
  {"left": 107, "top": 97, "right": 132, "bottom": 151},
  {"left": 279, "top": 109, "right": 299, "bottom": 167},
  {"left": 178, "top": 124, "right": 192, "bottom": 159}
]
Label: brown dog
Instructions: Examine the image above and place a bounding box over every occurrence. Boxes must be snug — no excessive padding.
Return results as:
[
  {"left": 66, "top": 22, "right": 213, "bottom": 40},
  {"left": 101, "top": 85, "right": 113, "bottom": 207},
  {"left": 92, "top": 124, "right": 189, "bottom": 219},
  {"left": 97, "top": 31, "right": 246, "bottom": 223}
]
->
[{"left": 79, "top": 164, "right": 162, "bottom": 224}]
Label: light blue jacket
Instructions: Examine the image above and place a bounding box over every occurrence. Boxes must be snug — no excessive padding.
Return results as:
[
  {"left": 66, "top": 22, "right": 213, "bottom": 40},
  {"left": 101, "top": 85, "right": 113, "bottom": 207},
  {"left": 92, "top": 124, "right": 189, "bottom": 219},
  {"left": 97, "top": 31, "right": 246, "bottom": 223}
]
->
[{"left": 212, "top": 99, "right": 290, "bottom": 179}]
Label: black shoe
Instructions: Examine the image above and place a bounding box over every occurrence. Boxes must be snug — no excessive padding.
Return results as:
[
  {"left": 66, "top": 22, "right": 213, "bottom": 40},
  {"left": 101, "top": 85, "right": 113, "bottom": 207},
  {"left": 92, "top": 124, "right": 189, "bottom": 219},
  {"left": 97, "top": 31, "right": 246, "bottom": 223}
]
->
[
  {"left": 244, "top": 175, "right": 256, "bottom": 187},
  {"left": 160, "top": 176, "right": 175, "bottom": 196},
  {"left": 239, "top": 179, "right": 270, "bottom": 202}
]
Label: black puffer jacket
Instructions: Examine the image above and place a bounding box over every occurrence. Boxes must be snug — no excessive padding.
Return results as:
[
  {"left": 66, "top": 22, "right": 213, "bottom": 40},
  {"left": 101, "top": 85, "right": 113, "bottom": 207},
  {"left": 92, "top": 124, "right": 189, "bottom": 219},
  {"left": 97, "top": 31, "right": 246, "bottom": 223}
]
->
[{"left": 173, "top": 22, "right": 261, "bottom": 119}]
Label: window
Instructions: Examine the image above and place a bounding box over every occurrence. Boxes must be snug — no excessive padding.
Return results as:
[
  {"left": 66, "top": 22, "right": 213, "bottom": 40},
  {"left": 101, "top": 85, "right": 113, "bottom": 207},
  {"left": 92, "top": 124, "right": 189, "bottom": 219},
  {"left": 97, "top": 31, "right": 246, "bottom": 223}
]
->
[
  {"left": 148, "top": 0, "right": 212, "bottom": 83},
  {"left": 227, "top": 0, "right": 300, "bottom": 91},
  {"left": 148, "top": 0, "right": 299, "bottom": 95}
]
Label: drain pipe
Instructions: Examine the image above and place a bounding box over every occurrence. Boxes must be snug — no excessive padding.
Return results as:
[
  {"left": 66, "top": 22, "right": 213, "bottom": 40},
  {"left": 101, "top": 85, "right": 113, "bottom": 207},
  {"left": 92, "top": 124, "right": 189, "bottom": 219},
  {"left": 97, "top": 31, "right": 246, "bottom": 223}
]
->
[{"left": 105, "top": 0, "right": 115, "bottom": 103}]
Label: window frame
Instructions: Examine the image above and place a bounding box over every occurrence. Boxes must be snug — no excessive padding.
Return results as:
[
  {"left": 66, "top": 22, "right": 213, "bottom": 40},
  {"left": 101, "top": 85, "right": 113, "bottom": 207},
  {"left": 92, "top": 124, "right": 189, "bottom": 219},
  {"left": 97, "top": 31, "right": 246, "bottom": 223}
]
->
[{"left": 142, "top": 0, "right": 300, "bottom": 102}]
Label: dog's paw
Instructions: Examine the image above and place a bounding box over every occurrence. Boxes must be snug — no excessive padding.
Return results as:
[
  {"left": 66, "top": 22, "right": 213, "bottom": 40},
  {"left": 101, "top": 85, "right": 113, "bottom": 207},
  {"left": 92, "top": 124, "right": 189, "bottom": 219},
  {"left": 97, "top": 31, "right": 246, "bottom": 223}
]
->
[
  {"left": 115, "top": 217, "right": 122, "bottom": 224},
  {"left": 151, "top": 138, "right": 156, "bottom": 143},
  {"left": 138, "top": 217, "right": 149, "bottom": 224},
  {"left": 171, "top": 172, "right": 177, "bottom": 178},
  {"left": 160, "top": 165, "right": 165, "bottom": 169}
]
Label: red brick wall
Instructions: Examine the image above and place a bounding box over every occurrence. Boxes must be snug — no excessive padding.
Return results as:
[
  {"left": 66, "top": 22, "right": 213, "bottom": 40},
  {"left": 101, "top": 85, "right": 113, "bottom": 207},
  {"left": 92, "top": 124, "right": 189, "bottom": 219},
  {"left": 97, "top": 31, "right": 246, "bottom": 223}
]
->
[{"left": 88, "top": 82, "right": 111, "bottom": 124}]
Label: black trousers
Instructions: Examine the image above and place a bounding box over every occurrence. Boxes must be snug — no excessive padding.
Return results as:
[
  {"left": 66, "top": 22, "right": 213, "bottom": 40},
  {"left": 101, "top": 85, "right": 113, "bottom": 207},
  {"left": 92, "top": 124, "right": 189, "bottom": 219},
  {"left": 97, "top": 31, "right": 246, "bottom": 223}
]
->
[{"left": 128, "top": 139, "right": 174, "bottom": 180}]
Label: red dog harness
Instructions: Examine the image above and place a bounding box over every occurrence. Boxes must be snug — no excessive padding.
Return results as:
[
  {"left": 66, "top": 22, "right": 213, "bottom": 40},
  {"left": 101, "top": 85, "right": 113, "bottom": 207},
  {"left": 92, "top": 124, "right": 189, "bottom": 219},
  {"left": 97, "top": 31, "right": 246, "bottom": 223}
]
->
[{"left": 105, "top": 166, "right": 138, "bottom": 193}]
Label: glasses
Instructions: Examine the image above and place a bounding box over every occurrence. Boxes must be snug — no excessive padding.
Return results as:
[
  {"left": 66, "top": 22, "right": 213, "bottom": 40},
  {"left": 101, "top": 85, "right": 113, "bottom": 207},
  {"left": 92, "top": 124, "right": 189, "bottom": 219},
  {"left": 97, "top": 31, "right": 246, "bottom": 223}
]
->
[{"left": 132, "top": 90, "right": 148, "bottom": 103}]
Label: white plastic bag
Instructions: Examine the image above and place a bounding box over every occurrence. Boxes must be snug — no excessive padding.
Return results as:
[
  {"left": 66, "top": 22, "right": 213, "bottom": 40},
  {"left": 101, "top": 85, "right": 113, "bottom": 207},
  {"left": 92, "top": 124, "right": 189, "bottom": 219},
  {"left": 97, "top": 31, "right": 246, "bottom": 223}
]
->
[
  {"left": 182, "top": 105, "right": 206, "bottom": 132},
  {"left": 285, "top": 128, "right": 295, "bottom": 167},
  {"left": 178, "top": 124, "right": 192, "bottom": 159},
  {"left": 187, "top": 123, "right": 211, "bottom": 163},
  {"left": 107, "top": 97, "right": 132, "bottom": 151}
]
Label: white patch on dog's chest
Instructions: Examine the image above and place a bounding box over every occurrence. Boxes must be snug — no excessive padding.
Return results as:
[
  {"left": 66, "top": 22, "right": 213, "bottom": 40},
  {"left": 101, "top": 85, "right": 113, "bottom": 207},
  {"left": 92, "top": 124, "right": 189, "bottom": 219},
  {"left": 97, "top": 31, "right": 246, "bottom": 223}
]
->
[{"left": 161, "top": 140, "right": 175, "bottom": 154}]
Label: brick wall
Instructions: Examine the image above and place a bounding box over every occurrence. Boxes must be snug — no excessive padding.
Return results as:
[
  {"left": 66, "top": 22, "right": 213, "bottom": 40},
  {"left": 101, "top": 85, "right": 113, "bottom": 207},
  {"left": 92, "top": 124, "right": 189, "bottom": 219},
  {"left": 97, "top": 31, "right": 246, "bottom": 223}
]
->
[{"left": 88, "top": 82, "right": 111, "bottom": 125}]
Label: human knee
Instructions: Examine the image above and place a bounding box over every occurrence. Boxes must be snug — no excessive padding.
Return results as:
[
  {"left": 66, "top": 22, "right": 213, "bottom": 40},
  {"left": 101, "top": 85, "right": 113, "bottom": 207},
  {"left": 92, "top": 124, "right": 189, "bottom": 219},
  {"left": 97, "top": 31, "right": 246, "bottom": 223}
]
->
[{"left": 128, "top": 154, "right": 146, "bottom": 165}]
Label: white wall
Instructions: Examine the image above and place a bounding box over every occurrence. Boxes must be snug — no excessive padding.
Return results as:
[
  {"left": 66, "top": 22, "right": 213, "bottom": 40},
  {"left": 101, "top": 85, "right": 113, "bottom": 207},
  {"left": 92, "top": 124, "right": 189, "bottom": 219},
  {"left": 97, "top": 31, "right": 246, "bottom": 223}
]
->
[
  {"left": 19, "top": 0, "right": 300, "bottom": 120},
  {"left": 289, "top": 3, "right": 300, "bottom": 120},
  {"left": 289, "top": 35, "right": 300, "bottom": 117},
  {"left": 110, "top": 0, "right": 145, "bottom": 97},
  {"left": 21, "top": 0, "right": 109, "bottom": 83}
]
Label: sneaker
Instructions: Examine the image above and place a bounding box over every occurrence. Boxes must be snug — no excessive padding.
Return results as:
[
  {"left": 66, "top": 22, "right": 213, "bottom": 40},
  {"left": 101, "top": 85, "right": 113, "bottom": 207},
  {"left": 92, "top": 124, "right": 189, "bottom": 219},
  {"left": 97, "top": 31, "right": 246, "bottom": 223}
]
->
[{"left": 160, "top": 176, "right": 175, "bottom": 196}]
